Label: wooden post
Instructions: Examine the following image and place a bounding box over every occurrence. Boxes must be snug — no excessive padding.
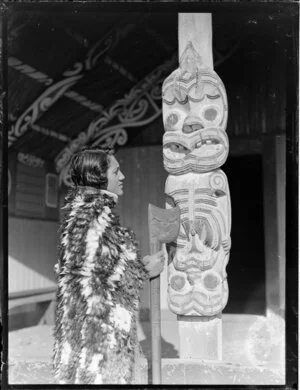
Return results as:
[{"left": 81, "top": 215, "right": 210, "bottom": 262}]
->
[
  {"left": 261, "top": 135, "right": 286, "bottom": 374},
  {"left": 178, "top": 315, "right": 222, "bottom": 360},
  {"left": 160, "top": 12, "right": 232, "bottom": 364},
  {"left": 162, "top": 12, "right": 230, "bottom": 374},
  {"left": 148, "top": 204, "right": 181, "bottom": 384},
  {"left": 178, "top": 14, "right": 213, "bottom": 67},
  {"left": 175, "top": 13, "right": 225, "bottom": 361},
  {"left": 262, "top": 135, "right": 286, "bottom": 315}
]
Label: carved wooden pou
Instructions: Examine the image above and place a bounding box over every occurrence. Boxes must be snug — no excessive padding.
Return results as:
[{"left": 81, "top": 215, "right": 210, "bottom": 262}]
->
[{"left": 163, "top": 42, "right": 231, "bottom": 317}]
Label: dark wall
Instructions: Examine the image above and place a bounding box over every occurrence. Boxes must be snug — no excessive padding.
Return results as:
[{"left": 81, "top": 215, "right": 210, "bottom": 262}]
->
[{"left": 223, "top": 154, "right": 265, "bottom": 314}]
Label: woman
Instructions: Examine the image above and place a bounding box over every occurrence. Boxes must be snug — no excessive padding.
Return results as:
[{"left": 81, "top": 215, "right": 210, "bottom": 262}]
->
[{"left": 53, "top": 147, "right": 165, "bottom": 384}]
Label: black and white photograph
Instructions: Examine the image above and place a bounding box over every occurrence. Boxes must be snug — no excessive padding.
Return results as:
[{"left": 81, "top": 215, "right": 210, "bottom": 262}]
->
[{"left": 1, "top": 1, "right": 298, "bottom": 387}]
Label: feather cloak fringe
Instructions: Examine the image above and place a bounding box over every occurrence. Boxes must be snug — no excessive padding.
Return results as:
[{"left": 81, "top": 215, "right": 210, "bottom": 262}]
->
[{"left": 53, "top": 187, "right": 148, "bottom": 384}]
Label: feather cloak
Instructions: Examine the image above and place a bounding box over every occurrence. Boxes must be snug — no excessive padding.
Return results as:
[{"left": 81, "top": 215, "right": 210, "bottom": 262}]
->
[{"left": 53, "top": 186, "right": 148, "bottom": 384}]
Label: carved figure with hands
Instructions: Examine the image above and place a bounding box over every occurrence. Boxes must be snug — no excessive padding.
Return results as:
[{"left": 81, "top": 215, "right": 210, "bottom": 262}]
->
[{"left": 142, "top": 250, "right": 166, "bottom": 279}]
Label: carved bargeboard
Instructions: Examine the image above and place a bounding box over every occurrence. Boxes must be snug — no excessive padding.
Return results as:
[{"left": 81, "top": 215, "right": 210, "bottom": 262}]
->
[{"left": 163, "top": 42, "right": 231, "bottom": 316}]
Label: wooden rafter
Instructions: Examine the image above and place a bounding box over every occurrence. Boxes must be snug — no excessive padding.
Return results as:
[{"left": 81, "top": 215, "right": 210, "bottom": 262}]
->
[
  {"left": 104, "top": 55, "right": 138, "bottom": 83},
  {"left": 8, "top": 56, "right": 104, "bottom": 113},
  {"left": 63, "top": 27, "right": 139, "bottom": 83},
  {"left": 31, "top": 124, "right": 71, "bottom": 143},
  {"left": 55, "top": 53, "right": 178, "bottom": 186},
  {"left": 8, "top": 23, "right": 135, "bottom": 147}
]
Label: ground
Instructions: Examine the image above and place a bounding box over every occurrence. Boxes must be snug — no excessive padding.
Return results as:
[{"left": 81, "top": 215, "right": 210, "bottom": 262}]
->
[{"left": 8, "top": 313, "right": 285, "bottom": 385}]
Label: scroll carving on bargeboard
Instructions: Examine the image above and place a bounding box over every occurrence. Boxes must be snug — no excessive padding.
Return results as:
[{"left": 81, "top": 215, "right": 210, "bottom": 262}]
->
[{"left": 162, "top": 42, "right": 231, "bottom": 316}]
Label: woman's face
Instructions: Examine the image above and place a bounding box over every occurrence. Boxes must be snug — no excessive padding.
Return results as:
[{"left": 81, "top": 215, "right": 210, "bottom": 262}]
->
[{"left": 106, "top": 155, "right": 125, "bottom": 196}]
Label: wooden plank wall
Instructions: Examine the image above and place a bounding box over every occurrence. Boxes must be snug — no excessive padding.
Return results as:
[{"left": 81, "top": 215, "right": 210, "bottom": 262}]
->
[
  {"left": 8, "top": 152, "right": 60, "bottom": 294},
  {"left": 8, "top": 153, "right": 59, "bottom": 221},
  {"left": 219, "top": 47, "right": 286, "bottom": 138},
  {"left": 15, "top": 163, "right": 45, "bottom": 218},
  {"left": 9, "top": 217, "right": 58, "bottom": 293}
]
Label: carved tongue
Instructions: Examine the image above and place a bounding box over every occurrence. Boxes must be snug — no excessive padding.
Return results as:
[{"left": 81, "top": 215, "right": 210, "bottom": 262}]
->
[{"left": 183, "top": 116, "right": 204, "bottom": 134}]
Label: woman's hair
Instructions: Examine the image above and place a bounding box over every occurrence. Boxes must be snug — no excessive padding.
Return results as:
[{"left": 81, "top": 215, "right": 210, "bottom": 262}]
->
[{"left": 70, "top": 147, "right": 114, "bottom": 189}]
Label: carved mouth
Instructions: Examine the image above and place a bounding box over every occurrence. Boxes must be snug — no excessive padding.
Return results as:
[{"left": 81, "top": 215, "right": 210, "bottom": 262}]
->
[
  {"left": 168, "top": 142, "right": 190, "bottom": 154},
  {"left": 164, "top": 137, "right": 223, "bottom": 159},
  {"left": 189, "top": 138, "right": 224, "bottom": 159},
  {"left": 163, "top": 128, "right": 229, "bottom": 173},
  {"left": 195, "top": 138, "right": 221, "bottom": 147}
]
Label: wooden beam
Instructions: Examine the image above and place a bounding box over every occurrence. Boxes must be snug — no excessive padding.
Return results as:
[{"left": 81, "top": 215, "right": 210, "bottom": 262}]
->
[
  {"left": 9, "top": 286, "right": 56, "bottom": 309},
  {"left": 31, "top": 124, "right": 71, "bottom": 143},
  {"left": 104, "top": 55, "right": 138, "bottom": 83},
  {"left": 178, "top": 13, "right": 213, "bottom": 68},
  {"left": 262, "top": 135, "right": 286, "bottom": 315},
  {"left": 9, "top": 56, "right": 105, "bottom": 113},
  {"left": 8, "top": 56, "right": 53, "bottom": 85}
]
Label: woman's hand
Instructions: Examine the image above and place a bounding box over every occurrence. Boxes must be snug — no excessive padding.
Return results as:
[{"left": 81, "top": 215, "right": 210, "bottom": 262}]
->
[{"left": 142, "top": 250, "right": 166, "bottom": 279}]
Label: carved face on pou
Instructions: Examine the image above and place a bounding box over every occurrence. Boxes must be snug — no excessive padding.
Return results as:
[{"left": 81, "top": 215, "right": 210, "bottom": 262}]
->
[{"left": 162, "top": 43, "right": 229, "bottom": 175}]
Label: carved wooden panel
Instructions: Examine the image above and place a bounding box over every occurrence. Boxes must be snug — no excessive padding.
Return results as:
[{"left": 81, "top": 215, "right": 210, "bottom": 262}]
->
[
  {"left": 163, "top": 37, "right": 231, "bottom": 317},
  {"left": 148, "top": 203, "right": 181, "bottom": 254}
]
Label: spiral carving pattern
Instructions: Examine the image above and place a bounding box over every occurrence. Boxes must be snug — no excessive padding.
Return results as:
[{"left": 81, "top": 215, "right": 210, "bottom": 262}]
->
[{"left": 209, "top": 171, "right": 227, "bottom": 192}]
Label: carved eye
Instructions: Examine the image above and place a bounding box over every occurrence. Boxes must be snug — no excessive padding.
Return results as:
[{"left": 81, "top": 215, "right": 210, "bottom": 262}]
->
[
  {"left": 167, "top": 113, "right": 179, "bottom": 127},
  {"left": 170, "top": 275, "right": 185, "bottom": 291},
  {"left": 203, "top": 107, "right": 218, "bottom": 122},
  {"left": 203, "top": 272, "right": 220, "bottom": 291},
  {"left": 169, "top": 143, "right": 189, "bottom": 153}
]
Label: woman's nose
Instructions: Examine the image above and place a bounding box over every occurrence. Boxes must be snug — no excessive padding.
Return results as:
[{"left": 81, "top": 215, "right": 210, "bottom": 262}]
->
[{"left": 120, "top": 171, "right": 125, "bottom": 180}]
